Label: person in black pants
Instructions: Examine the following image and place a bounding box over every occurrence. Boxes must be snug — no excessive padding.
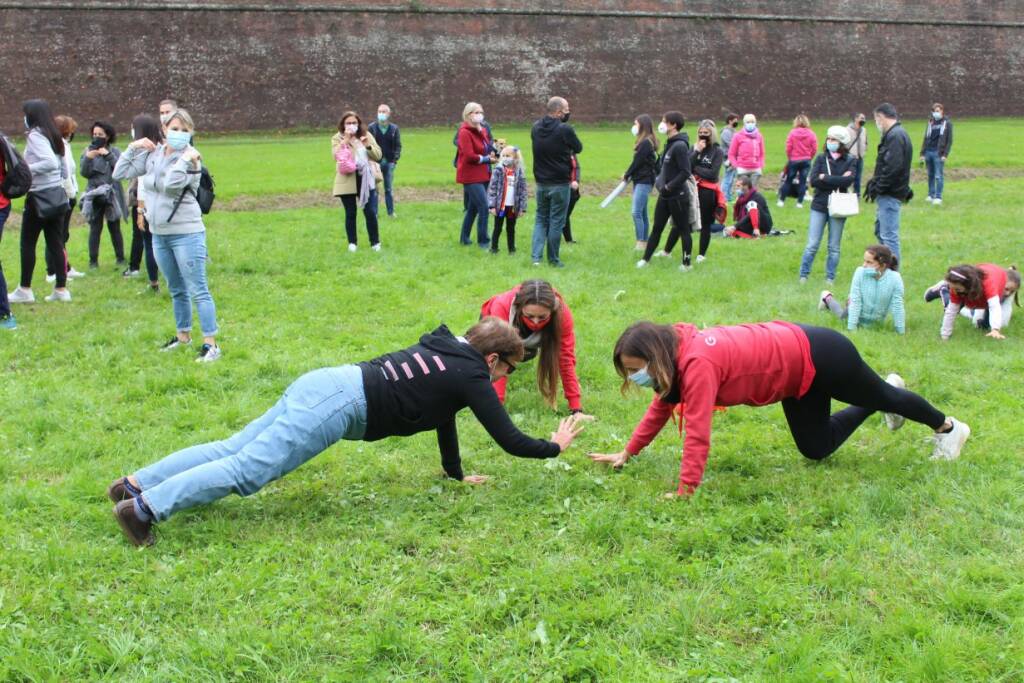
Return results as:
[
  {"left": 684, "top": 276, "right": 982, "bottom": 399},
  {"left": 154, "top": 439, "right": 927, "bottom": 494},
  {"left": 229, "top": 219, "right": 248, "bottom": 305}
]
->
[
  {"left": 45, "top": 115, "right": 83, "bottom": 282},
  {"left": 689, "top": 119, "right": 723, "bottom": 262},
  {"left": 123, "top": 115, "right": 163, "bottom": 290},
  {"left": 562, "top": 153, "right": 580, "bottom": 243},
  {"left": 637, "top": 111, "right": 692, "bottom": 271},
  {"left": 80, "top": 120, "right": 127, "bottom": 268}
]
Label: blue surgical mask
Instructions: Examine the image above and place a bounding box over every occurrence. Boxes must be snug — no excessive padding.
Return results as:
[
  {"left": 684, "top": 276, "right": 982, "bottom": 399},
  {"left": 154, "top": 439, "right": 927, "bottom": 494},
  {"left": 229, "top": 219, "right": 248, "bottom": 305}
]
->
[
  {"left": 826, "top": 141, "right": 840, "bottom": 153},
  {"left": 629, "top": 366, "right": 654, "bottom": 388},
  {"left": 166, "top": 130, "right": 190, "bottom": 151},
  {"left": 866, "top": 266, "right": 881, "bottom": 278},
  {"left": 932, "top": 111, "right": 942, "bottom": 120},
  {"left": 377, "top": 113, "right": 389, "bottom": 123},
  {"left": 744, "top": 122, "right": 756, "bottom": 132}
]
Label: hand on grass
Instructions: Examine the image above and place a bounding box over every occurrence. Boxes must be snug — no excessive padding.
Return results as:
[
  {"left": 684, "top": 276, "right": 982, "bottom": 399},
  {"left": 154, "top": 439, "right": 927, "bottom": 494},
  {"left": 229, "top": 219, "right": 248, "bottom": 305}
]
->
[
  {"left": 463, "top": 474, "right": 490, "bottom": 485},
  {"left": 588, "top": 450, "right": 629, "bottom": 469},
  {"left": 986, "top": 330, "right": 1006, "bottom": 340},
  {"left": 551, "top": 414, "right": 586, "bottom": 452}
]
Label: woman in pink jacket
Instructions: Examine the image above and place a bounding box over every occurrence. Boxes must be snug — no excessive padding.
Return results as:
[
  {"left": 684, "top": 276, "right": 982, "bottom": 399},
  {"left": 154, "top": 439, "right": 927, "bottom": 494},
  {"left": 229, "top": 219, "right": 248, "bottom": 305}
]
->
[
  {"left": 778, "top": 114, "right": 819, "bottom": 208},
  {"left": 727, "top": 113, "right": 766, "bottom": 187}
]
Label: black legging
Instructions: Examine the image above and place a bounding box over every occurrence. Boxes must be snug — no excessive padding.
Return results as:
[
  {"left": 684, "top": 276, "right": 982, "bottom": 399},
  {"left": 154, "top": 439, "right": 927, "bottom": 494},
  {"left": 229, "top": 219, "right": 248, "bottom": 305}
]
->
[
  {"left": 20, "top": 194, "right": 68, "bottom": 288},
  {"left": 783, "top": 325, "right": 946, "bottom": 460},
  {"left": 696, "top": 185, "right": 716, "bottom": 257},
  {"left": 642, "top": 195, "right": 691, "bottom": 263},
  {"left": 491, "top": 212, "right": 517, "bottom": 252},
  {"left": 562, "top": 187, "right": 580, "bottom": 242},
  {"left": 45, "top": 198, "right": 74, "bottom": 277},
  {"left": 128, "top": 206, "right": 159, "bottom": 282},
  {"left": 87, "top": 196, "right": 125, "bottom": 265}
]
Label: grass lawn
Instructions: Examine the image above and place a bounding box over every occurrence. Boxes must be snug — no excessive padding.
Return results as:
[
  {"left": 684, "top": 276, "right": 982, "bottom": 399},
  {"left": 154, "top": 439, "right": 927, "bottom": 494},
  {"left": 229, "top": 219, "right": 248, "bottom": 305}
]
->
[{"left": 1, "top": 120, "right": 1023, "bottom": 681}]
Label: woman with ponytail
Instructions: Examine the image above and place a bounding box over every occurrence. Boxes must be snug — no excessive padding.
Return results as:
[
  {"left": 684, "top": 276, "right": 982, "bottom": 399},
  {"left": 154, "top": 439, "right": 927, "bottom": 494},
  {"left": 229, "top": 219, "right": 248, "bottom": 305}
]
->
[
  {"left": 818, "top": 244, "right": 905, "bottom": 334},
  {"left": 480, "top": 279, "right": 590, "bottom": 416},
  {"left": 924, "top": 263, "right": 1020, "bottom": 340}
]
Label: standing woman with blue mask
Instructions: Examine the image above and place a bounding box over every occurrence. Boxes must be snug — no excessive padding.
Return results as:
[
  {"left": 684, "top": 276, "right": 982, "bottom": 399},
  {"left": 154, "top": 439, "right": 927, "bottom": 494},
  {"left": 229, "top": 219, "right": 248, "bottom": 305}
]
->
[
  {"left": 819, "top": 244, "right": 905, "bottom": 334},
  {"left": 798, "top": 125, "right": 857, "bottom": 286},
  {"left": 8, "top": 99, "right": 71, "bottom": 305},
  {"left": 114, "top": 109, "right": 221, "bottom": 362},
  {"left": 921, "top": 103, "right": 953, "bottom": 205},
  {"left": 622, "top": 114, "right": 658, "bottom": 252}
]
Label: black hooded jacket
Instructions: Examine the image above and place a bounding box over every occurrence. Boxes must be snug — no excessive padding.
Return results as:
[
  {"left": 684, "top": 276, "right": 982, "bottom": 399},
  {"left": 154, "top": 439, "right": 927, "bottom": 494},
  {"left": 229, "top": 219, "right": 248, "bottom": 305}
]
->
[
  {"left": 531, "top": 115, "right": 583, "bottom": 185},
  {"left": 656, "top": 132, "right": 692, "bottom": 197},
  {"left": 871, "top": 123, "right": 913, "bottom": 200},
  {"left": 359, "top": 325, "right": 560, "bottom": 479}
]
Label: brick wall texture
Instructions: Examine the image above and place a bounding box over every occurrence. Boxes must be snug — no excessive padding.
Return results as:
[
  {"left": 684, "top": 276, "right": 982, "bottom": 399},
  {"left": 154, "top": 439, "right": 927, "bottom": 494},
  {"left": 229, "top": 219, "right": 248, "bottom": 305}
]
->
[{"left": 1, "top": 1, "right": 1022, "bottom": 133}]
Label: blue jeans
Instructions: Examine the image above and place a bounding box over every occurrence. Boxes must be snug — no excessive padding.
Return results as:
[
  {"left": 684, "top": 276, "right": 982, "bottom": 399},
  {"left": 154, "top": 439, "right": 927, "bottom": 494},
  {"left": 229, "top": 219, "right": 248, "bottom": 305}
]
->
[
  {"left": 531, "top": 184, "right": 571, "bottom": 264},
  {"left": 924, "top": 150, "right": 944, "bottom": 199},
  {"left": 723, "top": 165, "right": 737, "bottom": 201},
  {"left": 631, "top": 183, "right": 652, "bottom": 241},
  {"left": 460, "top": 182, "right": 490, "bottom": 246},
  {"left": 135, "top": 365, "right": 368, "bottom": 521},
  {"left": 779, "top": 160, "right": 811, "bottom": 203},
  {"left": 873, "top": 195, "right": 902, "bottom": 263},
  {"left": 0, "top": 205, "right": 10, "bottom": 318},
  {"left": 799, "top": 209, "right": 846, "bottom": 281},
  {"left": 380, "top": 161, "right": 396, "bottom": 215},
  {"left": 152, "top": 231, "right": 219, "bottom": 337}
]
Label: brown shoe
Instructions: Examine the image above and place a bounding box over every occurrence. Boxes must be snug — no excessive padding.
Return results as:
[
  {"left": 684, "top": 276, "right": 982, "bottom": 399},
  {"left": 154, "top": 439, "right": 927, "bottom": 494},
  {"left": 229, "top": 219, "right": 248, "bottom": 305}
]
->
[
  {"left": 113, "top": 499, "right": 155, "bottom": 546},
  {"left": 107, "top": 477, "right": 134, "bottom": 503}
]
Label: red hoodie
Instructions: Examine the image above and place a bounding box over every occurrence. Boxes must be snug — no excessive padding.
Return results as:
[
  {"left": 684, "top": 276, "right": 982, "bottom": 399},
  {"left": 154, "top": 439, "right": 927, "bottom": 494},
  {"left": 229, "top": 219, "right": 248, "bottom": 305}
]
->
[
  {"left": 625, "top": 322, "right": 816, "bottom": 494},
  {"left": 480, "top": 286, "right": 582, "bottom": 411},
  {"left": 949, "top": 263, "right": 1007, "bottom": 308},
  {"left": 456, "top": 123, "right": 492, "bottom": 185}
]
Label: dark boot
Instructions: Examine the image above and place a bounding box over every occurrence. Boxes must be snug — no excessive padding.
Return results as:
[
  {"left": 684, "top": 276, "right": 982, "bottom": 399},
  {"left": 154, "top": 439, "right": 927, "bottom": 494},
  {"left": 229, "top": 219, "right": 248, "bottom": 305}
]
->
[{"left": 114, "top": 499, "right": 155, "bottom": 546}]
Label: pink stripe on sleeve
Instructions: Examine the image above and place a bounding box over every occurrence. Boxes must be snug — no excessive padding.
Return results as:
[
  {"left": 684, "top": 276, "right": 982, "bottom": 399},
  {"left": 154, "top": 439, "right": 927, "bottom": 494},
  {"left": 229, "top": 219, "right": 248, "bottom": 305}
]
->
[
  {"left": 432, "top": 355, "right": 446, "bottom": 371},
  {"left": 384, "top": 360, "right": 400, "bottom": 381},
  {"left": 413, "top": 352, "right": 431, "bottom": 374},
  {"left": 401, "top": 362, "right": 414, "bottom": 379}
]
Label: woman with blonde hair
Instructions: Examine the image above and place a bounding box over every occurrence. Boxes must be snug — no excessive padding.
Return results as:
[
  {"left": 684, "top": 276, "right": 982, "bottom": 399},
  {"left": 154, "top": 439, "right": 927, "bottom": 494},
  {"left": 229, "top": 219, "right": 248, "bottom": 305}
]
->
[
  {"left": 456, "top": 101, "right": 495, "bottom": 247},
  {"left": 778, "top": 114, "right": 818, "bottom": 208},
  {"left": 727, "top": 113, "right": 765, "bottom": 187}
]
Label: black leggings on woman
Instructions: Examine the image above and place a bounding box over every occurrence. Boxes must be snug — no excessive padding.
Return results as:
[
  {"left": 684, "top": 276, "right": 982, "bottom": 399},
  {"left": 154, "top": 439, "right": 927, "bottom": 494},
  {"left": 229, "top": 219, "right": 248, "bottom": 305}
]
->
[
  {"left": 783, "top": 325, "right": 946, "bottom": 460},
  {"left": 642, "top": 196, "right": 691, "bottom": 263},
  {"left": 20, "top": 195, "right": 68, "bottom": 288},
  {"left": 128, "top": 206, "right": 159, "bottom": 282},
  {"left": 45, "top": 198, "right": 74, "bottom": 277}
]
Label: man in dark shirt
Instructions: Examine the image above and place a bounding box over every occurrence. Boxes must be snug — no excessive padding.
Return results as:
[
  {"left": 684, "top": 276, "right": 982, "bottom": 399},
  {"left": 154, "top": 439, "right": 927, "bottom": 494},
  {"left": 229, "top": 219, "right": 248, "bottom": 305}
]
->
[
  {"left": 368, "top": 103, "right": 402, "bottom": 217},
  {"left": 530, "top": 96, "right": 582, "bottom": 268},
  {"left": 866, "top": 102, "right": 913, "bottom": 266}
]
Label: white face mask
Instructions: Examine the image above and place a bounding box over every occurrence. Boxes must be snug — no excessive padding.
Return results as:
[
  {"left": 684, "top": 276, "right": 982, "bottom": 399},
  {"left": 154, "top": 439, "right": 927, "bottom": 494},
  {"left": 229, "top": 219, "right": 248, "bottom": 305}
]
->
[
  {"left": 344, "top": 124, "right": 358, "bottom": 135},
  {"left": 630, "top": 124, "right": 639, "bottom": 136},
  {"left": 471, "top": 113, "right": 484, "bottom": 124},
  {"left": 657, "top": 122, "right": 668, "bottom": 135},
  {"left": 875, "top": 120, "right": 884, "bottom": 133},
  {"left": 932, "top": 111, "right": 942, "bottom": 120}
]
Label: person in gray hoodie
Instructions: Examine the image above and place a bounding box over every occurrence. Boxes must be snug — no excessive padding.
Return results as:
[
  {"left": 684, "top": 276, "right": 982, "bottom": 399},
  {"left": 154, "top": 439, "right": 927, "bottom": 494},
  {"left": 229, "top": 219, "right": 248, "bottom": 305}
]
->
[
  {"left": 114, "top": 108, "right": 221, "bottom": 362},
  {"left": 8, "top": 99, "right": 71, "bottom": 305}
]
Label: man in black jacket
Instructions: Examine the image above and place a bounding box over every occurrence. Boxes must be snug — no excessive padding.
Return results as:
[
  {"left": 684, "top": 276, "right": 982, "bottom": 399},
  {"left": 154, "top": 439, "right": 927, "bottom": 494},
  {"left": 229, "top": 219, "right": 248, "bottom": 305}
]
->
[
  {"left": 920, "top": 102, "right": 953, "bottom": 205},
  {"left": 865, "top": 102, "right": 912, "bottom": 266},
  {"left": 530, "top": 96, "right": 582, "bottom": 267},
  {"left": 368, "top": 103, "right": 402, "bottom": 217}
]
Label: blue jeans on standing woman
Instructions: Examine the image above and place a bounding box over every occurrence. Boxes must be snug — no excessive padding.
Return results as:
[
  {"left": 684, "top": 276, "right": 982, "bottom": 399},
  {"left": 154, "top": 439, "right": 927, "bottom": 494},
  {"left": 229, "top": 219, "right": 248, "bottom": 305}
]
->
[
  {"left": 531, "top": 184, "right": 571, "bottom": 265},
  {"left": 152, "top": 231, "right": 219, "bottom": 337},
  {"left": 460, "top": 182, "right": 490, "bottom": 246},
  {"left": 924, "top": 150, "right": 944, "bottom": 199},
  {"left": 631, "top": 183, "right": 652, "bottom": 241},
  {"left": 134, "top": 365, "right": 368, "bottom": 521},
  {"left": 779, "top": 159, "right": 811, "bottom": 203},
  {"left": 380, "top": 161, "right": 396, "bottom": 215},
  {"left": 799, "top": 209, "right": 847, "bottom": 282}
]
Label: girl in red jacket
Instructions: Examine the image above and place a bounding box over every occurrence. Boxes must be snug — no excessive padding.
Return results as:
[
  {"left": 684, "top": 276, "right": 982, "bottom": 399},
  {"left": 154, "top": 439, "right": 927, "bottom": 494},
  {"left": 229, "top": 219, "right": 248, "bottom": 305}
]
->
[
  {"left": 924, "top": 263, "right": 1020, "bottom": 340},
  {"left": 480, "top": 279, "right": 589, "bottom": 416},
  {"left": 589, "top": 321, "right": 969, "bottom": 496}
]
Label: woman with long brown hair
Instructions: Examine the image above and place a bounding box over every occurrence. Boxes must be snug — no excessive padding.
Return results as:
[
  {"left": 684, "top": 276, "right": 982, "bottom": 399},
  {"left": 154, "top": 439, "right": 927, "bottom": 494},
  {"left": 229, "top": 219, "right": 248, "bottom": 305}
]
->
[
  {"left": 332, "top": 110, "right": 383, "bottom": 252},
  {"left": 589, "top": 320, "right": 969, "bottom": 496},
  {"left": 925, "top": 263, "right": 1020, "bottom": 340},
  {"left": 480, "top": 279, "right": 589, "bottom": 416},
  {"left": 622, "top": 114, "right": 659, "bottom": 251}
]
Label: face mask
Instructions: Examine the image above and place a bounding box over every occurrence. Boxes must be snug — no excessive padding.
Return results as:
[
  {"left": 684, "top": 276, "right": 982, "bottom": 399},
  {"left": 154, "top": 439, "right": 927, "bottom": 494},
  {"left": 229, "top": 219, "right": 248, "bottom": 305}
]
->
[
  {"left": 166, "top": 130, "right": 190, "bottom": 150},
  {"left": 344, "top": 124, "right": 359, "bottom": 135},
  {"left": 657, "top": 122, "right": 669, "bottom": 135},
  {"left": 629, "top": 366, "right": 654, "bottom": 388},
  {"left": 92, "top": 136, "right": 106, "bottom": 148},
  {"left": 826, "top": 141, "right": 840, "bottom": 153},
  {"left": 699, "top": 134, "right": 711, "bottom": 141},
  {"left": 875, "top": 120, "right": 884, "bottom": 133},
  {"left": 501, "top": 157, "right": 515, "bottom": 167},
  {"left": 68, "top": 133, "right": 75, "bottom": 142},
  {"left": 858, "top": 120, "right": 866, "bottom": 127},
  {"left": 24, "top": 116, "right": 30, "bottom": 130},
  {"left": 731, "top": 121, "right": 739, "bottom": 128},
  {"left": 160, "top": 114, "right": 172, "bottom": 126},
  {"left": 377, "top": 113, "right": 389, "bottom": 123},
  {"left": 744, "top": 123, "right": 756, "bottom": 132},
  {"left": 471, "top": 113, "right": 484, "bottom": 124},
  {"left": 932, "top": 111, "right": 942, "bottom": 120},
  {"left": 560, "top": 112, "right": 571, "bottom": 123},
  {"left": 630, "top": 124, "right": 639, "bottom": 136},
  {"left": 522, "top": 315, "right": 551, "bottom": 331},
  {"left": 866, "top": 266, "right": 881, "bottom": 278},
  {"left": 130, "top": 128, "right": 136, "bottom": 141}
]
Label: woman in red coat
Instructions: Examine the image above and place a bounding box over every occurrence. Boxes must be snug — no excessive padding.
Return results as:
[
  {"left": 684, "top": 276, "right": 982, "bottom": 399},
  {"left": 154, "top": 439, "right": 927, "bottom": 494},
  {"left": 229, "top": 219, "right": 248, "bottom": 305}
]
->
[
  {"left": 456, "top": 101, "right": 495, "bottom": 248},
  {"left": 590, "top": 321, "right": 969, "bottom": 496},
  {"left": 480, "top": 279, "right": 589, "bottom": 416}
]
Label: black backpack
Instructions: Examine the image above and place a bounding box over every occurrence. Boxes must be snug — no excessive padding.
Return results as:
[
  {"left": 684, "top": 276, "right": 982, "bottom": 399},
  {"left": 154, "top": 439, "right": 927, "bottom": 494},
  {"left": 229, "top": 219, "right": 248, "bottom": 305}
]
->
[
  {"left": 167, "top": 165, "right": 215, "bottom": 222},
  {"left": 0, "top": 135, "right": 32, "bottom": 199}
]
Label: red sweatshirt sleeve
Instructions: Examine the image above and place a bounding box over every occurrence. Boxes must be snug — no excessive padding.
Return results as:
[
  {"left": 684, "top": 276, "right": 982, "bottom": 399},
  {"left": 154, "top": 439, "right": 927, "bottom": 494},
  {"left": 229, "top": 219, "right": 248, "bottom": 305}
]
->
[
  {"left": 677, "top": 359, "right": 721, "bottom": 494},
  {"left": 625, "top": 396, "right": 675, "bottom": 456},
  {"left": 557, "top": 302, "right": 583, "bottom": 411}
]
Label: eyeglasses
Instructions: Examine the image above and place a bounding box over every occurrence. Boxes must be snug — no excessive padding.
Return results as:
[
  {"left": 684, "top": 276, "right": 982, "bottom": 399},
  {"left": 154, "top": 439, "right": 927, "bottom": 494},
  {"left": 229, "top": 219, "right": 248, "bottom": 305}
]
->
[{"left": 501, "top": 357, "right": 517, "bottom": 374}]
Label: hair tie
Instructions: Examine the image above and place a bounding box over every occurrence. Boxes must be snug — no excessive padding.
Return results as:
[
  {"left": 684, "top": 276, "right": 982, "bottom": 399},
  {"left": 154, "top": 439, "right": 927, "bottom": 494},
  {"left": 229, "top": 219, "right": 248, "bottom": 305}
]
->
[{"left": 948, "top": 269, "right": 968, "bottom": 281}]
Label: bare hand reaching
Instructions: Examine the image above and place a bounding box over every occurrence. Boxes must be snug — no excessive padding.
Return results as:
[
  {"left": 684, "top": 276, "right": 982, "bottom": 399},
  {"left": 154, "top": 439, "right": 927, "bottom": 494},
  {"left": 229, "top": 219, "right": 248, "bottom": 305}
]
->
[
  {"left": 463, "top": 474, "right": 491, "bottom": 485},
  {"left": 588, "top": 450, "right": 630, "bottom": 469},
  {"left": 551, "top": 414, "right": 586, "bottom": 452}
]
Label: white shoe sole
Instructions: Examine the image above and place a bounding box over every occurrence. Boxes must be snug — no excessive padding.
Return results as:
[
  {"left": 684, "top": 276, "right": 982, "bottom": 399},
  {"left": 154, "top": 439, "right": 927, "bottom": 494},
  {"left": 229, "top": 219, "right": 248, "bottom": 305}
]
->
[
  {"left": 883, "top": 373, "right": 906, "bottom": 431},
  {"left": 931, "top": 421, "right": 970, "bottom": 461}
]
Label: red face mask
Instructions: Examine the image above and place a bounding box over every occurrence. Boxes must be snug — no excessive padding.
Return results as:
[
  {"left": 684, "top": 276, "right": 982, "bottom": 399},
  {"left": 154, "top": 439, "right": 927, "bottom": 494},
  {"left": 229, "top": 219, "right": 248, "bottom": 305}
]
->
[{"left": 521, "top": 315, "right": 551, "bottom": 332}]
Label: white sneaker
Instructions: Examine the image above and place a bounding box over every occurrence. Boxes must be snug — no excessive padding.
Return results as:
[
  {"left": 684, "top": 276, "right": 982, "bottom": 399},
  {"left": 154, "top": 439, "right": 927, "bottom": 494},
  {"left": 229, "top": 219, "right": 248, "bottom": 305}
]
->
[
  {"left": 45, "top": 274, "right": 56, "bottom": 284},
  {"left": 926, "top": 196, "right": 934, "bottom": 203},
  {"left": 654, "top": 250, "right": 668, "bottom": 258},
  {"left": 347, "top": 243, "right": 357, "bottom": 253},
  {"left": 776, "top": 200, "right": 784, "bottom": 208},
  {"left": 882, "top": 374, "right": 906, "bottom": 431},
  {"left": 799, "top": 277, "right": 808, "bottom": 285},
  {"left": 371, "top": 243, "right": 381, "bottom": 252},
  {"left": 196, "top": 343, "right": 221, "bottom": 363},
  {"left": 67, "top": 268, "right": 86, "bottom": 279},
  {"left": 696, "top": 255, "right": 706, "bottom": 264},
  {"left": 796, "top": 202, "right": 804, "bottom": 209},
  {"left": 636, "top": 259, "right": 648, "bottom": 269},
  {"left": 933, "top": 198, "right": 942, "bottom": 206},
  {"left": 825, "top": 279, "right": 834, "bottom": 287},
  {"left": 930, "top": 418, "right": 970, "bottom": 461},
  {"left": 818, "top": 290, "right": 832, "bottom": 311},
  {"left": 44, "top": 289, "right": 72, "bottom": 302},
  {"left": 8, "top": 287, "right": 35, "bottom": 304},
  {"left": 679, "top": 263, "right": 692, "bottom": 272}
]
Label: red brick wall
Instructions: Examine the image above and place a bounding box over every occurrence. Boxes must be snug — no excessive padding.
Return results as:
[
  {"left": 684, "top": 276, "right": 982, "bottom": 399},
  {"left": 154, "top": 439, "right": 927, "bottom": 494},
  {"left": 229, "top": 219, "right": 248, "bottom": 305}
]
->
[{"left": 1, "top": 2, "right": 1021, "bottom": 132}]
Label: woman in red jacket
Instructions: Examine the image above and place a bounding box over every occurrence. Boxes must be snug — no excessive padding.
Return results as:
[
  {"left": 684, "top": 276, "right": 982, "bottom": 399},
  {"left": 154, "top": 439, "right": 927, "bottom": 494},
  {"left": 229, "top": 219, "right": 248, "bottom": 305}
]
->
[
  {"left": 456, "top": 101, "right": 495, "bottom": 248},
  {"left": 480, "top": 279, "right": 588, "bottom": 415},
  {"left": 589, "top": 321, "right": 969, "bottom": 496}
]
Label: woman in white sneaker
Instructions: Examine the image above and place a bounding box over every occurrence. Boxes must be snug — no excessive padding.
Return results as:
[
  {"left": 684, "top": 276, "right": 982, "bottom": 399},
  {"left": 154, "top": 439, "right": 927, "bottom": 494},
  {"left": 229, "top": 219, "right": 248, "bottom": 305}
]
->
[
  {"left": 589, "top": 320, "right": 970, "bottom": 496},
  {"left": 9, "top": 99, "right": 71, "bottom": 305},
  {"left": 114, "top": 109, "right": 221, "bottom": 362},
  {"left": 332, "top": 111, "right": 383, "bottom": 252}
]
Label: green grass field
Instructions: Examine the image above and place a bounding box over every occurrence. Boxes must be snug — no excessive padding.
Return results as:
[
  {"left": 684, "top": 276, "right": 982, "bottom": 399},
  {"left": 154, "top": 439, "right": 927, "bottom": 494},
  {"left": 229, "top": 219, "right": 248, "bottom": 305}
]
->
[{"left": 1, "top": 119, "right": 1023, "bottom": 681}]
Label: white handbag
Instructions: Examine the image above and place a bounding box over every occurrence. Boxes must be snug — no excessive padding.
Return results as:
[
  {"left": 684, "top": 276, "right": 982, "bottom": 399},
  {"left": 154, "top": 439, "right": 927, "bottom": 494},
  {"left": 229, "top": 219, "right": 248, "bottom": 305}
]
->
[{"left": 825, "top": 156, "right": 859, "bottom": 218}]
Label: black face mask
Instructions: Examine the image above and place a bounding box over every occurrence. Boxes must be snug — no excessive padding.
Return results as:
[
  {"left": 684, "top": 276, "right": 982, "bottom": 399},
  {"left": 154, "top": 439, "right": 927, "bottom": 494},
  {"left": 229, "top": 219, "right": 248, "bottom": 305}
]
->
[
  {"left": 699, "top": 135, "right": 711, "bottom": 141},
  {"left": 731, "top": 121, "right": 739, "bottom": 128},
  {"left": 91, "top": 136, "right": 107, "bottom": 149},
  {"left": 68, "top": 133, "right": 75, "bottom": 142},
  {"left": 858, "top": 120, "right": 866, "bottom": 127},
  {"left": 560, "top": 112, "right": 571, "bottom": 123}
]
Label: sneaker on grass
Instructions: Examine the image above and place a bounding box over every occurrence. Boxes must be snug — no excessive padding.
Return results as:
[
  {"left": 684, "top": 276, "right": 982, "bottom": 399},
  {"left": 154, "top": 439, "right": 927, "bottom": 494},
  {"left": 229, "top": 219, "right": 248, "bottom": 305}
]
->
[
  {"left": 44, "top": 289, "right": 72, "bottom": 302},
  {"left": 160, "top": 336, "right": 191, "bottom": 351},
  {"left": 67, "top": 268, "right": 86, "bottom": 279},
  {"left": 0, "top": 315, "right": 16, "bottom": 330},
  {"left": 8, "top": 287, "right": 35, "bottom": 304},
  {"left": 882, "top": 373, "right": 906, "bottom": 431},
  {"left": 818, "top": 290, "right": 832, "bottom": 311},
  {"left": 930, "top": 418, "right": 970, "bottom": 461},
  {"left": 196, "top": 343, "right": 221, "bottom": 363}
]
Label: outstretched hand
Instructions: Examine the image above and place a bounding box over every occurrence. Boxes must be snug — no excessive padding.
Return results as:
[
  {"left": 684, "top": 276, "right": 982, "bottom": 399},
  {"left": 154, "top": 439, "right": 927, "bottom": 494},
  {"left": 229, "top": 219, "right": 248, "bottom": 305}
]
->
[
  {"left": 463, "top": 474, "right": 491, "bottom": 485},
  {"left": 551, "top": 414, "right": 586, "bottom": 452},
  {"left": 588, "top": 450, "right": 630, "bottom": 469}
]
